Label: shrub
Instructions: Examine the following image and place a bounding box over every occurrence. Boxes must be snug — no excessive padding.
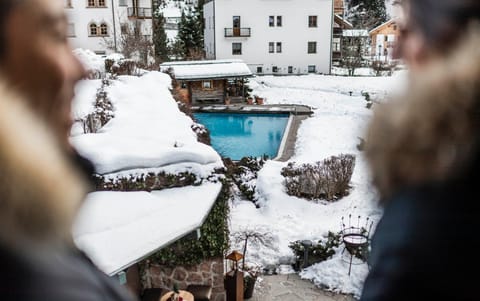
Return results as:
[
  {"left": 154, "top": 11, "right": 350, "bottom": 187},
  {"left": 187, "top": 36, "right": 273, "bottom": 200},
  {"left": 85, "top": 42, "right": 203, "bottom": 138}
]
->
[
  {"left": 224, "top": 156, "right": 266, "bottom": 204},
  {"left": 94, "top": 171, "right": 198, "bottom": 191},
  {"left": 105, "top": 58, "right": 137, "bottom": 76},
  {"left": 281, "top": 154, "right": 355, "bottom": 201},
  {"left": 362, "top": 91, "right": 373, "bottom": 109},
  {"left": 289, "top": 231, "right": 341, "bottom": 269},
  {"left": 82, "top": 78, "right": 115, "bottom": 133}
]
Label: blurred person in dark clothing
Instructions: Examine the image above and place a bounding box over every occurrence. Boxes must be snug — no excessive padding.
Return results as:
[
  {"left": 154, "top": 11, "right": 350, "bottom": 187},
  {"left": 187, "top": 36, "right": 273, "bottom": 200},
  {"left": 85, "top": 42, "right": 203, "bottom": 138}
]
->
[
  {"left": 361, "top": 0, "right": 480, "bottom": 300},
  {"left": 0, "top": 0, "right": 136, "bottom": 300}
]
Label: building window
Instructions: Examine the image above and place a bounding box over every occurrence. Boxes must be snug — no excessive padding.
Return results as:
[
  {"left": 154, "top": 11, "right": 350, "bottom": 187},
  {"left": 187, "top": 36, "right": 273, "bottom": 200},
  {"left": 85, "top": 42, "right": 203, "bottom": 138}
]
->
[
  {"left": 232, "top": 42, "right": 242, "bottom": 55},
  {"left": 67, "top": 23, "right": 75, "bottom": 37},
  {"left": 288, "top": 66, "right": 293, "bottom": 74},
  {"left": 384, "top": 35, "right": 388, "bottom": 42},
  {"left": 120, "top": 23, "right": 128, "bottom": 34},
  {"left": 333, "top": 38, "right": 341, "bottom": 51},
  {"left": 276, "top": 16, "right": 282, "bottom": 27},
  {"left": 308, "top": 65, "right": 316, "bottom": 73},
  {"left": 202, "top": 80, "right": 213, "bottom": 90},
  {"left": 276, "top": 42, "right": 282, "bottom": 53},
  {"left": 308, "top": 16, "right": 317, "bottom": 27},
  {"left": 95, "top": 51, "right": 106, "bottom": 55},
  {"left": 269, "top": 16, "right": 274, "bottom": 27},
  {"left": 180, "top": 81, "right": 187, "bottom": 89},
  {"left": 100, "top": 23, "right": 108, "bottom": 36},
  {"left": 272, "top": 66, "right": 278, "bottom": 73},
  {"left": 65, "top": 0, "right": 72, "bottom": 8},
  {"left": 89, "top": 23, "right": 98, "bottom": 36},
  {"left": 308, "top": 41, "right": 317, "bottom": 53},
  {"left": 87, "top": 0, "right": 107, "bottom": 7},
  {"left": 257, "top": 66, "right": 263, "bottom": 73},
  {"left": 269, "top": 42, "right": 274, "bottom": 53},
  {"left": 119, "top": 0, "right": 127, "bottom": 6}
]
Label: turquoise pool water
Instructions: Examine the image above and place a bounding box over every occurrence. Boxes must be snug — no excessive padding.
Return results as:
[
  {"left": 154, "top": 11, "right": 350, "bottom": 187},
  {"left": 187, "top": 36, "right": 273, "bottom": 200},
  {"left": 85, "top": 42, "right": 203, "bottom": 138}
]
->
[{"left": 194, "top": 113, "right": 290, "bottom": 160}]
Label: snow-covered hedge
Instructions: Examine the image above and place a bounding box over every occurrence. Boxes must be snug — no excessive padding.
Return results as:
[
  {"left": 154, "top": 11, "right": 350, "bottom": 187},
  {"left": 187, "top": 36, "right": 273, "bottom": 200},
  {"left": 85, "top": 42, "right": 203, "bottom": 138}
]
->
[{"left": 281, "top": 154, "right": 356, "bottom": 201}]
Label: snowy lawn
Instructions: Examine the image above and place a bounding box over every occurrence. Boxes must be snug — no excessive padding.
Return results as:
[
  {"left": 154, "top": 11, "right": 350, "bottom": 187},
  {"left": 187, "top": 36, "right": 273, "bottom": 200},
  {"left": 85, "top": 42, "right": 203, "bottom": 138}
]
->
[{"left": 230, "top": 72, "right": 406, "bottom": 298}]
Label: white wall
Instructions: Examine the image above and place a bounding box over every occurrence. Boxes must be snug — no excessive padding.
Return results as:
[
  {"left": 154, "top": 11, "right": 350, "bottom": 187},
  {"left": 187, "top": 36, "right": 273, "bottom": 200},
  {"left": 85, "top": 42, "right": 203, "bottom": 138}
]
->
[
  {"left": 66, "top": 0, "right": 152, "bottom": 54},
  {"left": 206, "top": 0, "right": 333, "bottom": 74}
]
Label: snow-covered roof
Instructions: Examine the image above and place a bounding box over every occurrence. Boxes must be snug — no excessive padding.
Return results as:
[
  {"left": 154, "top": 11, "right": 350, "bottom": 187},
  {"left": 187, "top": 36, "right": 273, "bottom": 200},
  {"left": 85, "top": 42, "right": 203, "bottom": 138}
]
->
[
  {"left": 160, "top": 59, "right": 253, "bottom": 80},
  {"left": 70, "top": 71, "right": 222, "bottom": 176},
  {"left": 369, "top": 19, "right": 396, "bottom": 34},
  {"left": 161, "top": 4, "right": 181, "bottom": 18},
  {"left": 334, "top": 14, "right": 353, "bottom": 29},
  {"left": 73, "top": 182, "right": 222, "bottom": 275},
  {"left": 343, "top": 29, "right": 369, "bottom": 37},
  {"left": 69, "top": 53, "right": 225, "bottom": 277}
]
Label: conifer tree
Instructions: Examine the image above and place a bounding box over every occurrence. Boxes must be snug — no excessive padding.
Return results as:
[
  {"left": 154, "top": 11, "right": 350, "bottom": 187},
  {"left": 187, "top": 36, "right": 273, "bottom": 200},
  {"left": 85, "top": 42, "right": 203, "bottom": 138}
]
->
[
  {"left": 346, "top": 0, "right": 387, "bottom": 29},
  {"left": 152, "top": 12, "right": 169, "bottom": 62},
  {"left": 177, "top": 5, "right": 204, "bottom": 59}
]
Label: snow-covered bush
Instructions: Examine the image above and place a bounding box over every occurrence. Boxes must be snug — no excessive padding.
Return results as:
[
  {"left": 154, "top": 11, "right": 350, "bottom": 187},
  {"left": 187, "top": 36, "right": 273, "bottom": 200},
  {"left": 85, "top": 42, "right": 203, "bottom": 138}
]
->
[
  {"left": 225, "top": 156, "right": 266, "bottom": 204},
  {"left": 289, "top": 231, "right": 341, "bottom": 270},
  {"left": 73, "top": 49, "right": 105, "bottom": 79},
  {"left": 81, "top": 78, "right": 115, "bottom": 133},
  {"left": 94, "top": 171, "right": 198, "bottom": 191},
  {"left": 105, "top": 57, "right": 137, "bottom": 76},
  {"left": 281, "top": 154, "right": 356, "bottom": 201}
]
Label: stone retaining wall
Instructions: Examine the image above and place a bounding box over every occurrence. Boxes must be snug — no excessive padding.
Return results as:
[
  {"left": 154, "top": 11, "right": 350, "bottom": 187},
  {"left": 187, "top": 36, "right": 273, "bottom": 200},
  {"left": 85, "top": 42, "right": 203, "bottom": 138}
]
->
[{"left": 144, "top": 257, "right": 226, "bottom": 301}]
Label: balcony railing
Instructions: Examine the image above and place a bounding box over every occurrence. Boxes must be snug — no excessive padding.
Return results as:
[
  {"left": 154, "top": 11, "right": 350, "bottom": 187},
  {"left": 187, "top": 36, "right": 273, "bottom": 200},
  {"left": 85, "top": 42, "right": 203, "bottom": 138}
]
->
[
  {"left": 127, "top": 7, "right": 152, "bottom": 19},
  {"left": 224, "top": 28, "right": 251, "bottom": 37}
]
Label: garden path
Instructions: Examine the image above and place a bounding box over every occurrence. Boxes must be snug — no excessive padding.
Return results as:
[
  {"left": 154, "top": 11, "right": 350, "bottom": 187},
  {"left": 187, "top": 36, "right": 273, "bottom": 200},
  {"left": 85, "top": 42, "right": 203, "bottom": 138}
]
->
[{"left": 250, "top": 274, "right": 356, "bottom": 301}]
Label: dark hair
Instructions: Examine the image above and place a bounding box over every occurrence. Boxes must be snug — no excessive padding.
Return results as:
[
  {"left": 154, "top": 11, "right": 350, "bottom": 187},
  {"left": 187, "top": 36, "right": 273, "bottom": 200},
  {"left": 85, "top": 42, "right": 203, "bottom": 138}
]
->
[
  {"left": 405, "top": 0, "right": 480, "bottom": 53},
  {"left": 0, "top": 0, "right": 19, "bottom": 59}
]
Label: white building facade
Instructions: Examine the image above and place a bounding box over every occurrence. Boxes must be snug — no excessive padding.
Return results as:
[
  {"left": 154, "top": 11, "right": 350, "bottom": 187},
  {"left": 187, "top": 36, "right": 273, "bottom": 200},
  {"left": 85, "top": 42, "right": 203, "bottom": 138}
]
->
[
  {"left": 65, "top": 0, "right": 153, "bottom": 54},
  {"left": 204, "top": 0, "right": 333, "bottom": 75}
]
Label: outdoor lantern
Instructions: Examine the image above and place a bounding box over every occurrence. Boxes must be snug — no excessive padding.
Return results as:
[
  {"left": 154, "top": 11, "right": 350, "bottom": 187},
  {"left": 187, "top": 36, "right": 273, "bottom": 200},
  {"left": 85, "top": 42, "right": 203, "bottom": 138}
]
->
[{"left": 225, "top": 250, "right": 243, "bottom": 271}]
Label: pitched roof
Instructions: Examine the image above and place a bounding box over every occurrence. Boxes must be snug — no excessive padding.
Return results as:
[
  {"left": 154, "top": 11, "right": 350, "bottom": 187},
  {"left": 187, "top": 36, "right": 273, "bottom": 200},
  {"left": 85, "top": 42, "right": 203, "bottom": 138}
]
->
[
  {"left": 160, "top": 59, "right": 253, "bottom": 80},
  {"left": 73, "top": 183, "right": 222, "bottom": 276},
  {"left": 343, "top": 29, "right": 369, "bottom": 37},
  {"left": 369, "top": 19, "right": 396, "bottom": 34},
  {"left": 334, "top": 14, "right": 353, "bottom": 29}
]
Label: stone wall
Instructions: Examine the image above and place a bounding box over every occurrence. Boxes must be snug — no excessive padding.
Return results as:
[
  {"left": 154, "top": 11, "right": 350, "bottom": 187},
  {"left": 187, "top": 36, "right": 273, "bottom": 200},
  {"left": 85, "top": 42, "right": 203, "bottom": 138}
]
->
[{"left": 144, "top": 257, "right": 226, "bottom": 301}]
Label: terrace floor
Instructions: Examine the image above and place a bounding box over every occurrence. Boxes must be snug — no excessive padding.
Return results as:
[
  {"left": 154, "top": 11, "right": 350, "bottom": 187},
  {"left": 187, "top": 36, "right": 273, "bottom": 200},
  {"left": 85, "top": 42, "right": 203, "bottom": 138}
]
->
[{"left": 251, "top": 274, "right": 356, "bottom": 301}]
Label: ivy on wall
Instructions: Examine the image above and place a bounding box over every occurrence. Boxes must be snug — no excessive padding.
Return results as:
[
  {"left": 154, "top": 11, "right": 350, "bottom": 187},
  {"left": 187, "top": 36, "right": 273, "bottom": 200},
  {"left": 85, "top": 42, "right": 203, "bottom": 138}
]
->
[{"left": 150, "top": 179, "right": 231, "bottom": 266}]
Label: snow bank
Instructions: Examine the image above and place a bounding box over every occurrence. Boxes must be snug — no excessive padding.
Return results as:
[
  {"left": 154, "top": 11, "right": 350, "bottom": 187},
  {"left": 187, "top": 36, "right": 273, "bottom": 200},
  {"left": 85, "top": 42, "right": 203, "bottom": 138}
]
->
[
  {"left": 70, "top": 71, "right": 222, "bottom": 176},
  {"left": 73, "top": 48, "right": 105, "bottom": 74}
]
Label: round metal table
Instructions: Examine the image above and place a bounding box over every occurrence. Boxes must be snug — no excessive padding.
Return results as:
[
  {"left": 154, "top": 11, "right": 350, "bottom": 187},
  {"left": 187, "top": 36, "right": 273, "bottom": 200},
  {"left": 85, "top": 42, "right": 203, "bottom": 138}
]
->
[{"left": 159, "top": 290, "right": 194, "bottom": 301}]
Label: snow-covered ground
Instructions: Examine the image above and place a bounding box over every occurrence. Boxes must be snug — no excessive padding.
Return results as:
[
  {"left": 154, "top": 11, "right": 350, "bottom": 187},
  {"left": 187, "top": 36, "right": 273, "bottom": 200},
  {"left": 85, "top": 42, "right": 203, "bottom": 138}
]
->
[
  {"left": 230, "top": 72, "right": 407, "bottom": 298},
  {"left": 71, "top": 49, "right": 407, "bottom": 297}
]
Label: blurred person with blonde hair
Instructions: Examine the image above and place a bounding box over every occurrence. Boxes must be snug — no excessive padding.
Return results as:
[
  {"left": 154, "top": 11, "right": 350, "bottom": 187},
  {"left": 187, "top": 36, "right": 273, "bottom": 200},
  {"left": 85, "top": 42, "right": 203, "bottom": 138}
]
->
[
  {"left": 361, "top": 0, "right": 480, "bottom": 300},
  {"left": 0, "top": 0, "right": 136, "bottom": 300}
]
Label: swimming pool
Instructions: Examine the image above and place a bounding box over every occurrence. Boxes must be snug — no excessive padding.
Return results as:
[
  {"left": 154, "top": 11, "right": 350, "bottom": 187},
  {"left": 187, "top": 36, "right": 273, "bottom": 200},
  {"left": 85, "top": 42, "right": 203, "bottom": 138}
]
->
[{"left": 194, "top": 113, "right": 290, "bottom": 160}]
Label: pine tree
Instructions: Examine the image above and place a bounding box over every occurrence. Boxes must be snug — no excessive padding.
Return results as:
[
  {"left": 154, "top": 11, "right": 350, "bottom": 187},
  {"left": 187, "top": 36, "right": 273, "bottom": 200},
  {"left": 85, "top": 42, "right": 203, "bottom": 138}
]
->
[
  {"left": 177, "top": 5, "right": 204, "bottom": 60},
  {"left": 152, "top": 12, "right": 169, "bottom": 62},
  {"left": 346, "top": 0, "right": 387, "bottom": 29}
]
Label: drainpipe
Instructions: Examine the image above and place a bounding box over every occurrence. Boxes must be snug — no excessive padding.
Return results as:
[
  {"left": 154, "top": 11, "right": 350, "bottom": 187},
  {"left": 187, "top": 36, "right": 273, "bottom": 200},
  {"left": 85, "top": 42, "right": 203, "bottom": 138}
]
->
[
  {"left": 328, "top": 0, "right": 333, "bottom": 74},
  {"left": 111, "top": 0, "right": 118, "bottom": 51},
  {"left": 213, "top": 0, "right": 216, "bottom": 59}
]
